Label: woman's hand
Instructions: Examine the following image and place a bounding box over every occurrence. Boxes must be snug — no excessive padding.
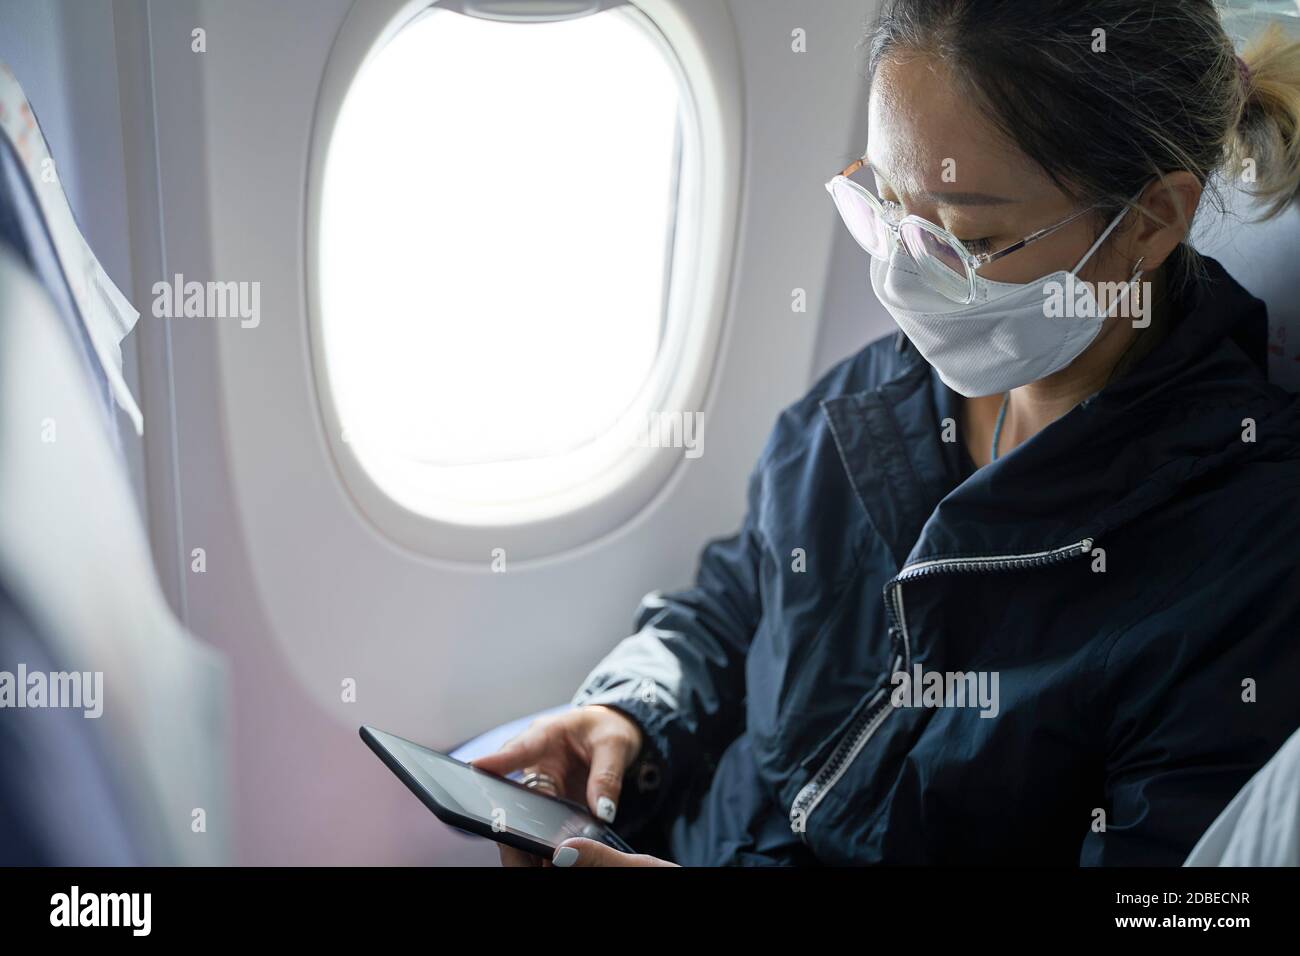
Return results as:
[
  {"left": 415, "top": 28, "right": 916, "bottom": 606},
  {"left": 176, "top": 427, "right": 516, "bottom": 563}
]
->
[
  {"left": 550, "top": 837, "right": 677, "bottom": 867},
  {"left": 470, "top": 704, "right": 646, "bottom": 867}
]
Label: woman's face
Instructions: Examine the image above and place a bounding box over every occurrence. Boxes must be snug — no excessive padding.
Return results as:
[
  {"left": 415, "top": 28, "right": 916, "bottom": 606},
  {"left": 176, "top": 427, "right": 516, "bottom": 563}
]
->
[{"left": 866, "top": 53, "right": 1130, "bottom": 287}]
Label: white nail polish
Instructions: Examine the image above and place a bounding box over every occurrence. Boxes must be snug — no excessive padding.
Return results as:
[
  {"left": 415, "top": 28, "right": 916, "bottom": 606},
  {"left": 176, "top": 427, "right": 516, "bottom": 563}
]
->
[
  {"left": 553, "top": 845, "right": 579, "bottom": 867},
  {"left": 596, "top": 796, "right": 617, "bottom": 823}
]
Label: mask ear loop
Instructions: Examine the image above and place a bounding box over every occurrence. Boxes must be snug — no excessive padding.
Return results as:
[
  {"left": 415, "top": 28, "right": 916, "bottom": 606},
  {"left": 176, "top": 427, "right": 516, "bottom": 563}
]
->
[
  {"left": 1070, "top": 198, "right": 1138, "bottom": 274},
  {"left": 1071, "top": 188, "right": 1146, "bottom": 320}
]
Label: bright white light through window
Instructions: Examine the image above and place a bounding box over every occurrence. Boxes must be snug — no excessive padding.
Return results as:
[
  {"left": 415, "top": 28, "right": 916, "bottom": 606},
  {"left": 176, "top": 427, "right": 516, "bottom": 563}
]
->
[{"left": 319, "top": 7, "right": 684, "bottom": 514}]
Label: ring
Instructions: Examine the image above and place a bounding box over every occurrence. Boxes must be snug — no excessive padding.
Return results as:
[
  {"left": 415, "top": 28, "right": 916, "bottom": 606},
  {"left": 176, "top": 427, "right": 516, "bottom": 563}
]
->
[{"left": 520, "top": 771, "right": 559, "bottom": 793}]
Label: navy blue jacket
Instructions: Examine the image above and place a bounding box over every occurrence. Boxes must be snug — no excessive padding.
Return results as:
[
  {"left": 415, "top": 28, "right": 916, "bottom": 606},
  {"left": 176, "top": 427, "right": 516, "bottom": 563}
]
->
[{"left": 572, "top": 259, "right": 1300, "bottom": 865}]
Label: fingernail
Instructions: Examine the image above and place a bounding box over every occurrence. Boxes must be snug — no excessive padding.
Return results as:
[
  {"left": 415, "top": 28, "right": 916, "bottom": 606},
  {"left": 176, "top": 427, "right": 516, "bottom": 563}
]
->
[
  {"left": 552, "top": 845, "right": 579, "bottom": 867},
  {"left": 596, "top": 796, "right": 617, "bottom": 823}
]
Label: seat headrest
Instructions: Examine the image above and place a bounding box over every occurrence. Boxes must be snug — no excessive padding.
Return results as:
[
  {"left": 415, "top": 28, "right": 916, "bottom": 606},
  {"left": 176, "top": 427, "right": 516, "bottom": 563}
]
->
[{"left": 1192, "top": 180, "right": 1300, "bottom": 393}]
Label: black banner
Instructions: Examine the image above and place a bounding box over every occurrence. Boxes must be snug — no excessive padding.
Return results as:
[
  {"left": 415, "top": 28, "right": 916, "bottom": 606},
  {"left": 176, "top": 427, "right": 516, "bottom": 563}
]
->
[{"left": 0, "top": 865, "right": 1286, "bottom": 941}]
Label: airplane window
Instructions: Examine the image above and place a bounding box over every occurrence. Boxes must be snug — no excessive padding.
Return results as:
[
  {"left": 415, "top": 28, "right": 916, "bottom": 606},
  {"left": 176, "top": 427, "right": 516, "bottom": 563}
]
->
[{"left": 317, "top": 5, "right": 696, "bottom": 529}]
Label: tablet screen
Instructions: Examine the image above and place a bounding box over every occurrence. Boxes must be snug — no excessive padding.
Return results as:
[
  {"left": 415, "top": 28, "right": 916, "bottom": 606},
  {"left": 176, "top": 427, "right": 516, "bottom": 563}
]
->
[{"left": 364, "top": 726, "right": 622, "bottom": 851}]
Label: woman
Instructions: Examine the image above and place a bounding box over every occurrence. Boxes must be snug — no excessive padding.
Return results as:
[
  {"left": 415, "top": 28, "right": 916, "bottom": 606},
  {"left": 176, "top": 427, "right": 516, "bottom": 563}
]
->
[{"left": 474, "top": 0, "right": 1300, "bottom": 866}]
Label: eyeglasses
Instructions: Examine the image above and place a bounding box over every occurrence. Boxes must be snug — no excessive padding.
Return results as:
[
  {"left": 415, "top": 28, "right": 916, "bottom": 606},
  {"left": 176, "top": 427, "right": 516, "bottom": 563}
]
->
[{"left": 825, "top": 158, "right": 1095, "bottom": 304}]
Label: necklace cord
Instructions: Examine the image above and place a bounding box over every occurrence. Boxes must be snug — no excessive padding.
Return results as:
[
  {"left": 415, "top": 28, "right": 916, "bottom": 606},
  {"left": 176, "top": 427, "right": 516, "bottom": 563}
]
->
[{"left": 990, "top": 392, "right": 1010, "bottom": 461}]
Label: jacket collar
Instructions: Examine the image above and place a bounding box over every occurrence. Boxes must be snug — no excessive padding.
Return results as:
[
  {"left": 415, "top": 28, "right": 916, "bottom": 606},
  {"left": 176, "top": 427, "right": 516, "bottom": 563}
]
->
[{"left": 822, "top": 258, "right": 1299, "bottom": 570}]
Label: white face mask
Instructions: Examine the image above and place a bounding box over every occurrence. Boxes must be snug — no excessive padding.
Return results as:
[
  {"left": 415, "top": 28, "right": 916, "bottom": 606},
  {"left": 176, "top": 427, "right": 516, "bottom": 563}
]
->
[{"left": 869, "top": 204, "right": 1138, "bottom": 397}]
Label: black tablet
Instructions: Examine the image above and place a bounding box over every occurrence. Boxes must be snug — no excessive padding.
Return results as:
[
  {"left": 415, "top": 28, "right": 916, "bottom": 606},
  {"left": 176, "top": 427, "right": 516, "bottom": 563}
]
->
[{"left": 359, "top": 725, "right": 636, "bottom": 859}]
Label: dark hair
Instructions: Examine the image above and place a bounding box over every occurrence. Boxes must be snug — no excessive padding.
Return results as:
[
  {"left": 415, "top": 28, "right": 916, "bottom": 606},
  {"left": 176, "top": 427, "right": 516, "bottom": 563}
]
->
[{"left": 866, "top": 0, "right": 1300, "bottom": 296}]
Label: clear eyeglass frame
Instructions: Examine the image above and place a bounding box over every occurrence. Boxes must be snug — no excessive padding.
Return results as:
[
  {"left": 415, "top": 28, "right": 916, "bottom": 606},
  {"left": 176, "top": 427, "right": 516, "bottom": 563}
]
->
[{"left": 825, "top": 157, "right": 1096, "bottom": 304}]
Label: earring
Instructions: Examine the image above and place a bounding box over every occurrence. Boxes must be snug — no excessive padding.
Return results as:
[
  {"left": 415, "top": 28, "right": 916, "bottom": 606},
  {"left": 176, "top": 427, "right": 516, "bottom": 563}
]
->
[{"left": 1130, "top": 256, "right": 1145, "bottom": 311}]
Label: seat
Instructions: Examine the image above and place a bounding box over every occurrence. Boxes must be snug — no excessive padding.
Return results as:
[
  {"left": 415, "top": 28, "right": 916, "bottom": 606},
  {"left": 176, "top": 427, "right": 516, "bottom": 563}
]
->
[
  {"left": 1191, "top": 175, "right": 1300, "bottom": 393},
  {"left": 1184, "top": 724, "right": 1300, "bottom": 866},
  {"left": 0, "top": 244, "right": 229, "bottom": 865},
  {"left": 0, "top": 62, "right": 228, "bottom": 865}
]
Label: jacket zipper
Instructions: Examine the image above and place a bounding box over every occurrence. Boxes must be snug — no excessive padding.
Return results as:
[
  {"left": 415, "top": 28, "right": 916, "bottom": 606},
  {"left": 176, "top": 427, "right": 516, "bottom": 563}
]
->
[{"left": 788, "top": 537, "right": 1094, "bottom": 842}]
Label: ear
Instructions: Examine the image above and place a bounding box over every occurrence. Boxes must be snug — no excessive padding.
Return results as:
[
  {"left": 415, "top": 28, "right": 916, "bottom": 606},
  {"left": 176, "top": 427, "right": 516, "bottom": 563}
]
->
[{"left": 1119, "top": 172, "right": 1203, "bottom": 272}]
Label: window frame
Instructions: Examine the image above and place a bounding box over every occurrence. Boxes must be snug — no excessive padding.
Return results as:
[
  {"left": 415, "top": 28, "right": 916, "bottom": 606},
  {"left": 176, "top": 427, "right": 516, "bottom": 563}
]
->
[{"left": 304, "top": 0, "right": 742, "bottom": 563}]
